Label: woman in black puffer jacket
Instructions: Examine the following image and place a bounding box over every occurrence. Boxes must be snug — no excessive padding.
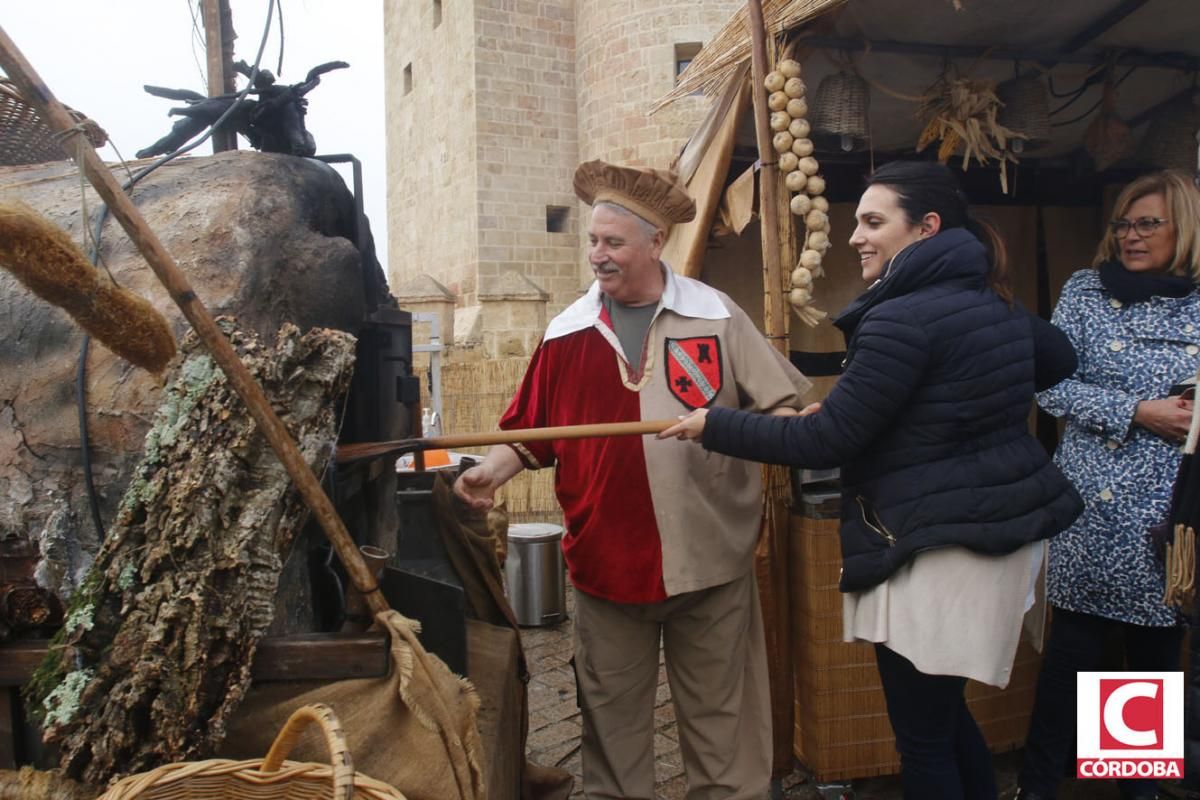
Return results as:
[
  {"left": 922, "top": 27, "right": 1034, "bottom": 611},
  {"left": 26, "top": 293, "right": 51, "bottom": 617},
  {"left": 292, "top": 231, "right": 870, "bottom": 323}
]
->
[{"left": 661, "top": 161, "right": 1083, "bottom": 800}]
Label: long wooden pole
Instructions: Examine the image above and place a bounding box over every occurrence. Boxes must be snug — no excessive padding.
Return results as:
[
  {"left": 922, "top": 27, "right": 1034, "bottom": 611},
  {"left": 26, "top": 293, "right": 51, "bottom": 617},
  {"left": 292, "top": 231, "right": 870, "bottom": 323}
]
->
[
  {"left": 0, "top": 25, "right": 389, "bottom": 617},
  {"left": 336, "top": 419, "right": 677, "bottom": 464},
  {"left": 746, "top": 0, "right": 797, "bottom": 783},
  {"left": 747, "top": 0, "right": 788, "bottom": 354},
  {"left": 202, "top": 0, "right": 237, "bottom": 153}
]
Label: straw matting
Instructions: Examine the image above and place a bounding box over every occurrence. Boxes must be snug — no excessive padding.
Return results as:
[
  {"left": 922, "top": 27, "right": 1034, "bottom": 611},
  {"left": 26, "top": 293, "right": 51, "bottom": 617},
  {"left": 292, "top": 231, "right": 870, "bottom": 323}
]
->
[{"left": 440, "top": 357, "right": 561, "bottom": 524}]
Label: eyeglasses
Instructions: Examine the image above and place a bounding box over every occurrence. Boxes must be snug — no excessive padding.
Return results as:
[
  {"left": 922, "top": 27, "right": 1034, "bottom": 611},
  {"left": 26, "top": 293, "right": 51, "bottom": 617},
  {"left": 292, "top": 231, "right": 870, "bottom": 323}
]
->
[{"left": 1108, "top": 217, "right": 1170, "bottom": 239}]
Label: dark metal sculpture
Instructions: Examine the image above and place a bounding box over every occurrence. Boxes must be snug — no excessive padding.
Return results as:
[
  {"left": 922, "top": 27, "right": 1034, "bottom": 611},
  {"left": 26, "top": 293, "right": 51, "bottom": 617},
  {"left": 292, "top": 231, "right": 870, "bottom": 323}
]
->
[{"left": 136, "top": 60, "right": 349, "bottom": 159}]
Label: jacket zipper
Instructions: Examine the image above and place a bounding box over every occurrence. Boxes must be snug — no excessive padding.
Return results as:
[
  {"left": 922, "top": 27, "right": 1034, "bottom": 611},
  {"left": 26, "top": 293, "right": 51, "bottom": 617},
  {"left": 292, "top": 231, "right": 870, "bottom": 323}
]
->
[{"left": 856, "top": 495, "right": 897, "bottom": 546}]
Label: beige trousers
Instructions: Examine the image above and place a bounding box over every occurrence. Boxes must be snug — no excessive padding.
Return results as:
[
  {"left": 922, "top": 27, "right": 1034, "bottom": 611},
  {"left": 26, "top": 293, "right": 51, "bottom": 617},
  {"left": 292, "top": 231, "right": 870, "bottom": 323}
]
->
[{"left": 571, "top": 571, "right": 771, "bottom": 799}]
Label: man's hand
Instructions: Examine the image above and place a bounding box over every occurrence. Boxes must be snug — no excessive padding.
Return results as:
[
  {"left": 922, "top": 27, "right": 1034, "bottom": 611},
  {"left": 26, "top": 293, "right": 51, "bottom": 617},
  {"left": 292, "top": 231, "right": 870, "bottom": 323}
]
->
[
  {"left": 1134, "top": 397, "right": 1194, "bottom": 443},
  {"left": 452, "top": 445, "right": 527, "bottom": 512},
  {"left": 454, "top": 463, "right": 502, "bottom": 511}
]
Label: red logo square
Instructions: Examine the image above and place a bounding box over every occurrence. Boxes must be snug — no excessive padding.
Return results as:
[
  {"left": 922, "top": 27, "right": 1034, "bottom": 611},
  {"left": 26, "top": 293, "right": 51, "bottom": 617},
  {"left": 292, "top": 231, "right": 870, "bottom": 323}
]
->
[{"left": 1098, "top": 678, "right": 1164, "bottom": 750}]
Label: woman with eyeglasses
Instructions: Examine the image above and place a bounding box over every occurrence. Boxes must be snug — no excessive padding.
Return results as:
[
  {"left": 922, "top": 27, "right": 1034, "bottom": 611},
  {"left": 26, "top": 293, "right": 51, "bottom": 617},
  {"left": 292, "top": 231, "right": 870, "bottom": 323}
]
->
[{"left": 1016, "top": 170, "right": 1200, "bottom": 800}]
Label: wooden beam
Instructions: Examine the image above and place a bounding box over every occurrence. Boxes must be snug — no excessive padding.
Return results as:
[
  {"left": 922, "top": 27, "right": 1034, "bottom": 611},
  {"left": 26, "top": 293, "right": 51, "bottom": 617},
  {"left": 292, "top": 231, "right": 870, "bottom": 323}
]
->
[
  {"left": 1060, "top": 0, "right": 1150, "bottom": 55},
  {"left": 798, "top": 36, "right": 1199, "bottom": 71},
  {"left": 0, "top": 634, "right": 390, "bottom": 687},
  {"left": 202, "top": 0, "right": 237, "bottom": 153}
]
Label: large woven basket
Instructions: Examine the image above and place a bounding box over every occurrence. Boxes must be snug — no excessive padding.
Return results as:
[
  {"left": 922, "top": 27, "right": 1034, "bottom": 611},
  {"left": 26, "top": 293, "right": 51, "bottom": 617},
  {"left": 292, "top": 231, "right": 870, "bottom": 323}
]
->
[
  {"left": 0, "top": 78, "right": 106, "bottom": 166},
  {"left": 97, "top": 705, "right": 407, "bottom": 800}
]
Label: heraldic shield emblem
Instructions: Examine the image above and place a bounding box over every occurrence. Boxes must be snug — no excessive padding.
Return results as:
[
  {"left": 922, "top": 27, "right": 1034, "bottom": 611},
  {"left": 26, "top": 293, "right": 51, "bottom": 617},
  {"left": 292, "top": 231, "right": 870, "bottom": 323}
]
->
[{"left": 665, "top": 336, "right": 723, "bottom": 410}]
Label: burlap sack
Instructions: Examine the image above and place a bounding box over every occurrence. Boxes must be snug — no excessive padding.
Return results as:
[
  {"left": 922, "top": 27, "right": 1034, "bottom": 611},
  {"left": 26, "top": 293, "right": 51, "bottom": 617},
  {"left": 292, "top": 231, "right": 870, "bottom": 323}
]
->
[{"left": 221, "top": 610, "right": 485, "bottom": 800}]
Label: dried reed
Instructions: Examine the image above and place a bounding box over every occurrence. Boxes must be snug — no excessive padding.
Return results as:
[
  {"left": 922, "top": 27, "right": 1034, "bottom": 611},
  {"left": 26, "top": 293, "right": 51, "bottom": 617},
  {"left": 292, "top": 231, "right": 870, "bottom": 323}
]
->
[{"left": 651, "top": 0, "right": 847, "bottom": 113}]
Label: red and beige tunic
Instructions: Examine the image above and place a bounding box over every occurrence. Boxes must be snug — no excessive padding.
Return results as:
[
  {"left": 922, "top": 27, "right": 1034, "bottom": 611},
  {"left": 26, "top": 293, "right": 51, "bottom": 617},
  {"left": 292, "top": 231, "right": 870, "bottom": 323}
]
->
[{"left": 499, "top": 267, "right": 811, "bottom": 604}]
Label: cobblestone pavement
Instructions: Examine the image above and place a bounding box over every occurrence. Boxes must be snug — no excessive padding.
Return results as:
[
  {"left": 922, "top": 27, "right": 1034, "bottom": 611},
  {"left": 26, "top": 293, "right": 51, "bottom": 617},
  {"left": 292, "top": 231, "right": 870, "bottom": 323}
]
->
[{"left": 518, "top": 587, "right": 1131, "bottom": 800}]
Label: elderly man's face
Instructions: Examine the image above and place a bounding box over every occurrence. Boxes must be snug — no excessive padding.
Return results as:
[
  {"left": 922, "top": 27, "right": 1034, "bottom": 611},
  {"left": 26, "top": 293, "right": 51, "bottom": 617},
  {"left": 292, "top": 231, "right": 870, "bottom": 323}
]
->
[{"left": 587, "top": 205, "right": 666, "bottom": 306}]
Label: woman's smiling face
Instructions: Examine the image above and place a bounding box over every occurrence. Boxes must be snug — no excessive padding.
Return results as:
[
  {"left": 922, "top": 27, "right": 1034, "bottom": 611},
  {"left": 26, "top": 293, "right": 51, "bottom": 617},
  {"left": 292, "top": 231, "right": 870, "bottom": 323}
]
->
[{"left": 849, "top": 184, "right": 927, "bottom": 283}]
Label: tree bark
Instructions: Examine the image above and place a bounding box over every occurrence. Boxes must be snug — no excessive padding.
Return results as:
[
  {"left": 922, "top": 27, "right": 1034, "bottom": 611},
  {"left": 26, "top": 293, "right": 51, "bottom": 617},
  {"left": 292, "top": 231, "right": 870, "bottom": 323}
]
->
[{"left": 26, "top": 320, "right": 355, "bottom": 784}]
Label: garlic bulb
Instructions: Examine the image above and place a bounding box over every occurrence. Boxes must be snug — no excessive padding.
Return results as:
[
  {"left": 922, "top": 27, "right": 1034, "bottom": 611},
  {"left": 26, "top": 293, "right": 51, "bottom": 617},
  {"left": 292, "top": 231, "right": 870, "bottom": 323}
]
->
[
  {"left": 791, "top": 266, "right": 813, "bottom": 287},
  {"left": 772, "top": 131, "right": 795, "bottom": 154},
  {"left": 785, "top": 170, "right": 808, "bottom": 192},
  {"left": 768, "top": 91, "right": 789, "bottom": 112},
  {"left": 779, "top": 59, "right": 802, "bottom": 79},
  {"left": 791, "top": 137, "right": 814, "bottom": 157},
  {"left": 770, "top": 111, "right": 791, "bottom": 132},
  {"left": 788, "top": 117, "right": 811, "bottom": 140},
  {"left": 812, "top": 196, "right": 829, "bottom": 213},
  {"left": 807, "top": 230, "right": 830, "bottom": 251},
  {"left": 790, "top": 286, "right": 812, "bottom": 305},
  {"left": 789, "top": 193, "right": 812, "bottom": 216},
  {"left": 805, "top": 209, "right": 829, "bottom": 231},
  {"left": 764, "top": 71, "right": 786, "bottom": 93},
  {"left": 778, "top": 151, "right": 799, "bottom": 173},
  {"left": 786, "top": 98, "right": 808, "bottom": 119},
  {"left": 784, "top": 77, "right": 807, "bottom": 99},
  {"left": 806, "top": 175, "right": 826, "bottom": 196},
  {"left": 799, "top": 249, "right": 823, "bottom": 269},
  {"left": 797, "top": 156, "right": 820, "bottom": 176}
]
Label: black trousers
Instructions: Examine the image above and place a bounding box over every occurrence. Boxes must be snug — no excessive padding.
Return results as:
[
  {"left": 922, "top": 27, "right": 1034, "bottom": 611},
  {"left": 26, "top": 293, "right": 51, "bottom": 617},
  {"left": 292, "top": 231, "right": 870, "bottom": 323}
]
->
[
  {"left": 874, "top": 644, "right": 997, "bottom": 800},
  {"left": 1018, "top": 606, "right": 1185, "bottom": 799}
]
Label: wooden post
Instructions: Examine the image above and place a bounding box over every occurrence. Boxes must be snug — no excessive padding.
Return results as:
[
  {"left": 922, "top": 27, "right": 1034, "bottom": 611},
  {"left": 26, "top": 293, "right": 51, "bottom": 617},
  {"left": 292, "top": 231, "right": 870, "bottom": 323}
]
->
[
  {"left": 202, "top": 0, "right": 238, "bottom": 153},
  {"left": 747, "top": 0, "right": 787, "bottom": 353},
  {"left": 0, "top": 25, "right": 389, "bottom": 617},
  {"left": 747, "top": 0, "right": 798, "bottom": 780}
]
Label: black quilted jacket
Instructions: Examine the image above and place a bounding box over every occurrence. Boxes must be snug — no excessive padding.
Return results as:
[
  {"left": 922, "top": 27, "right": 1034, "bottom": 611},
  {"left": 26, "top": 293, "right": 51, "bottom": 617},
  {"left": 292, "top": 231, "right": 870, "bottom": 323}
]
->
[{"left": 703, "top": 228, "right": 1084, "bottom": 591}]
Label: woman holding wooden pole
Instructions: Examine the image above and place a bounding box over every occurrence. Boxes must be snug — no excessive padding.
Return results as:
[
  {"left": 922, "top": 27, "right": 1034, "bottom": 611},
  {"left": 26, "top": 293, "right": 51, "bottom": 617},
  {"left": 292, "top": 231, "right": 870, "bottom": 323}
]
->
[{"left": 663, "top": 161, "right": 1084, "bottom": 799}]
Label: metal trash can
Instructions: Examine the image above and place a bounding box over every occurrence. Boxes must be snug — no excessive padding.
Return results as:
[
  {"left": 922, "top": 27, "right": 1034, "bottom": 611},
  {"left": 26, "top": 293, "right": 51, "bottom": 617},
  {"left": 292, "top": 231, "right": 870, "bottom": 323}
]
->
[{"left": 504, "top": 523, "right": 565, "bottom": 626}]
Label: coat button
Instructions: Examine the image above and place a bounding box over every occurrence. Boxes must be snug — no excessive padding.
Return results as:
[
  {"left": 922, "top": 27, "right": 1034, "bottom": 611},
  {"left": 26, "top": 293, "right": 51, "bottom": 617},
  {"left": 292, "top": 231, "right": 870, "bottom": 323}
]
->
[
  {"left": 1099, "top": 488, "right": 1114, "bottom": 502},
  {"left": 1187, "top": 345, "right": 1199, "bottom": 356},
  {"left": 1186, "top": 324, "right": 1196, "bottom": 333},
  {"left": 1105, "top": 439, "right": 1120, "bottom": 450},
  {"left": 1109, "top": 298, "right": 1123, "bottom": 309},
  {"left": 1109, "top": 340, "right": 1124, "bottom": 352}
]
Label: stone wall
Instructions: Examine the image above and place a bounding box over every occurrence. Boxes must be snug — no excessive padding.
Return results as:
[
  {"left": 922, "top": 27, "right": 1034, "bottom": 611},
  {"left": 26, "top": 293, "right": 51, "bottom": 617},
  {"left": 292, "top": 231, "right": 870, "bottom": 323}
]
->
[
  {"left": 474, "top": 0, "right": 580, "bottom": 314},
  {"left": 384, "top": 0, "right": 480, "bottom": 300}
]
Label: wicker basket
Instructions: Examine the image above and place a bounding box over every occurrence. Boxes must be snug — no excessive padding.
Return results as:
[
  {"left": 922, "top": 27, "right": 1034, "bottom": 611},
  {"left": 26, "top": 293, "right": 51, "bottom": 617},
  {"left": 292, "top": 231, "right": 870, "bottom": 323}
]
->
[
  {"left": 97, "top": 705, "right": 407, "bottom": 800},
  {"left": 790, "top": 511, "right": 1042, "bottom": 782},
  {"left": 0, "top": 78, "right": 106, "bottom": 166}
]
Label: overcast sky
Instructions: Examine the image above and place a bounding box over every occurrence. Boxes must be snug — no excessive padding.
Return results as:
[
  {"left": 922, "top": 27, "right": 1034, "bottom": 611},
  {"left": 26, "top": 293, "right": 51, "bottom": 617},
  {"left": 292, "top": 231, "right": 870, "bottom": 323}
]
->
[{"left": 3, "top": 0, "right": 389, "bottom": 260}]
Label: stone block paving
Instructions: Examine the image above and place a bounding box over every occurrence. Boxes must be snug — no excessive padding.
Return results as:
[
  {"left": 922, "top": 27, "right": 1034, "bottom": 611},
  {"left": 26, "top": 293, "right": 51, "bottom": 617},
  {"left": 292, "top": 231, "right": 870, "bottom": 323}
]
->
[{"left": 518, "top": 587, "right": 1123, "bottom": 800}]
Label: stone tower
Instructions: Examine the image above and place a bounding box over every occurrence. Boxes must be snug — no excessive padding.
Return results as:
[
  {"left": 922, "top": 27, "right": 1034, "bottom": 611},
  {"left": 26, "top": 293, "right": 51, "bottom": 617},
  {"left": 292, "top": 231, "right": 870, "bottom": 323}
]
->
[{"left": 384, "top": 0, "right": 737, "bottom": 355}]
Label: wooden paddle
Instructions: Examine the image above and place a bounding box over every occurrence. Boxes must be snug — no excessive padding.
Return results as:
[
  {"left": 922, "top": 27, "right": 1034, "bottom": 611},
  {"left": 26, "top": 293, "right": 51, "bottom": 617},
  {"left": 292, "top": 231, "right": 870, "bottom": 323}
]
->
[{"left": 336, "top": 419, "right": 678, "bottom": 464}]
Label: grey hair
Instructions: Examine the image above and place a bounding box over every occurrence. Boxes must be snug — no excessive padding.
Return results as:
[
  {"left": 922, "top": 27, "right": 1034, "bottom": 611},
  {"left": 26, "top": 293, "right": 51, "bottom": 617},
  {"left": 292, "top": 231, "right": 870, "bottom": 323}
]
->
[{"left": 594, "top": 201, "right": 661, "bottom": 241}]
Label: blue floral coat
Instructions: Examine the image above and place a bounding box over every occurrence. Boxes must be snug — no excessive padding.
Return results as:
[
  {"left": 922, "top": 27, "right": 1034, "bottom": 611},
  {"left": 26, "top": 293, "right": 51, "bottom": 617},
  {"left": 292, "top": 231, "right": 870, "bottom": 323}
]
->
[{"left": 1037, "top": 268, "right": 1200, "bottom": 626}]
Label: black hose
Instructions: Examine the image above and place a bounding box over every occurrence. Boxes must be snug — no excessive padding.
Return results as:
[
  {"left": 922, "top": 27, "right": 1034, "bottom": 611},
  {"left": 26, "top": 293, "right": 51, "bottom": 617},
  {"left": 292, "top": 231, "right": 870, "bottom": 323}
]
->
[{"left": 74, "top": 0, "right": 280, "bottom": 542}]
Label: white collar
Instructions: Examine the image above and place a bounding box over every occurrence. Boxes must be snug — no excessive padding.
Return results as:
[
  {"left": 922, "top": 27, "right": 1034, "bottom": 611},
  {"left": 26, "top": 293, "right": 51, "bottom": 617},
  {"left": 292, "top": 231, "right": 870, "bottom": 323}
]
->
[{"left": 544, "top": 262, "right": 730, "bottom": 342}]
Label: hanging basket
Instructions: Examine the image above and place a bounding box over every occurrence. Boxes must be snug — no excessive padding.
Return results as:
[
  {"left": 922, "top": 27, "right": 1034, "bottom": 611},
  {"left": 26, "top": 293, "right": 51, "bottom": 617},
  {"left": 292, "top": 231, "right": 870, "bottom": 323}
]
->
[
  {"left": 96, "top": 705, "right": 407, "bottom": 800},
  {"left": 1140, "top": 97, "right": 1200, "bottom": 171},
  {"left": 811, "top": 71, "right": 869, "bottom": 142},
  {"left": 0, "top": 78, "right": 107, "bottom": 166},
  {"left": 996, "top": 76, "right": 1050, "bottom": 151}
]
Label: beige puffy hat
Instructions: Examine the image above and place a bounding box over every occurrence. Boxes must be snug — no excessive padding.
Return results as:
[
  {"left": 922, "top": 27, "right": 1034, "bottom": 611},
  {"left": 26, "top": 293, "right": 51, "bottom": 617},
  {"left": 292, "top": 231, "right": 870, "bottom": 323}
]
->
[{"left": 573, "top": 159, "right": 696, "bottom": 232}]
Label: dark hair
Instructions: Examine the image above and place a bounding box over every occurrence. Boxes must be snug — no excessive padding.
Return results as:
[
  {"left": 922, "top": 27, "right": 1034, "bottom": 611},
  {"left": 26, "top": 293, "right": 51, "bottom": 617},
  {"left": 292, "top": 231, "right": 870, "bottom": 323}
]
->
[{"left": 865, "top": 161, "right": 1012, "bottom": 305}]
